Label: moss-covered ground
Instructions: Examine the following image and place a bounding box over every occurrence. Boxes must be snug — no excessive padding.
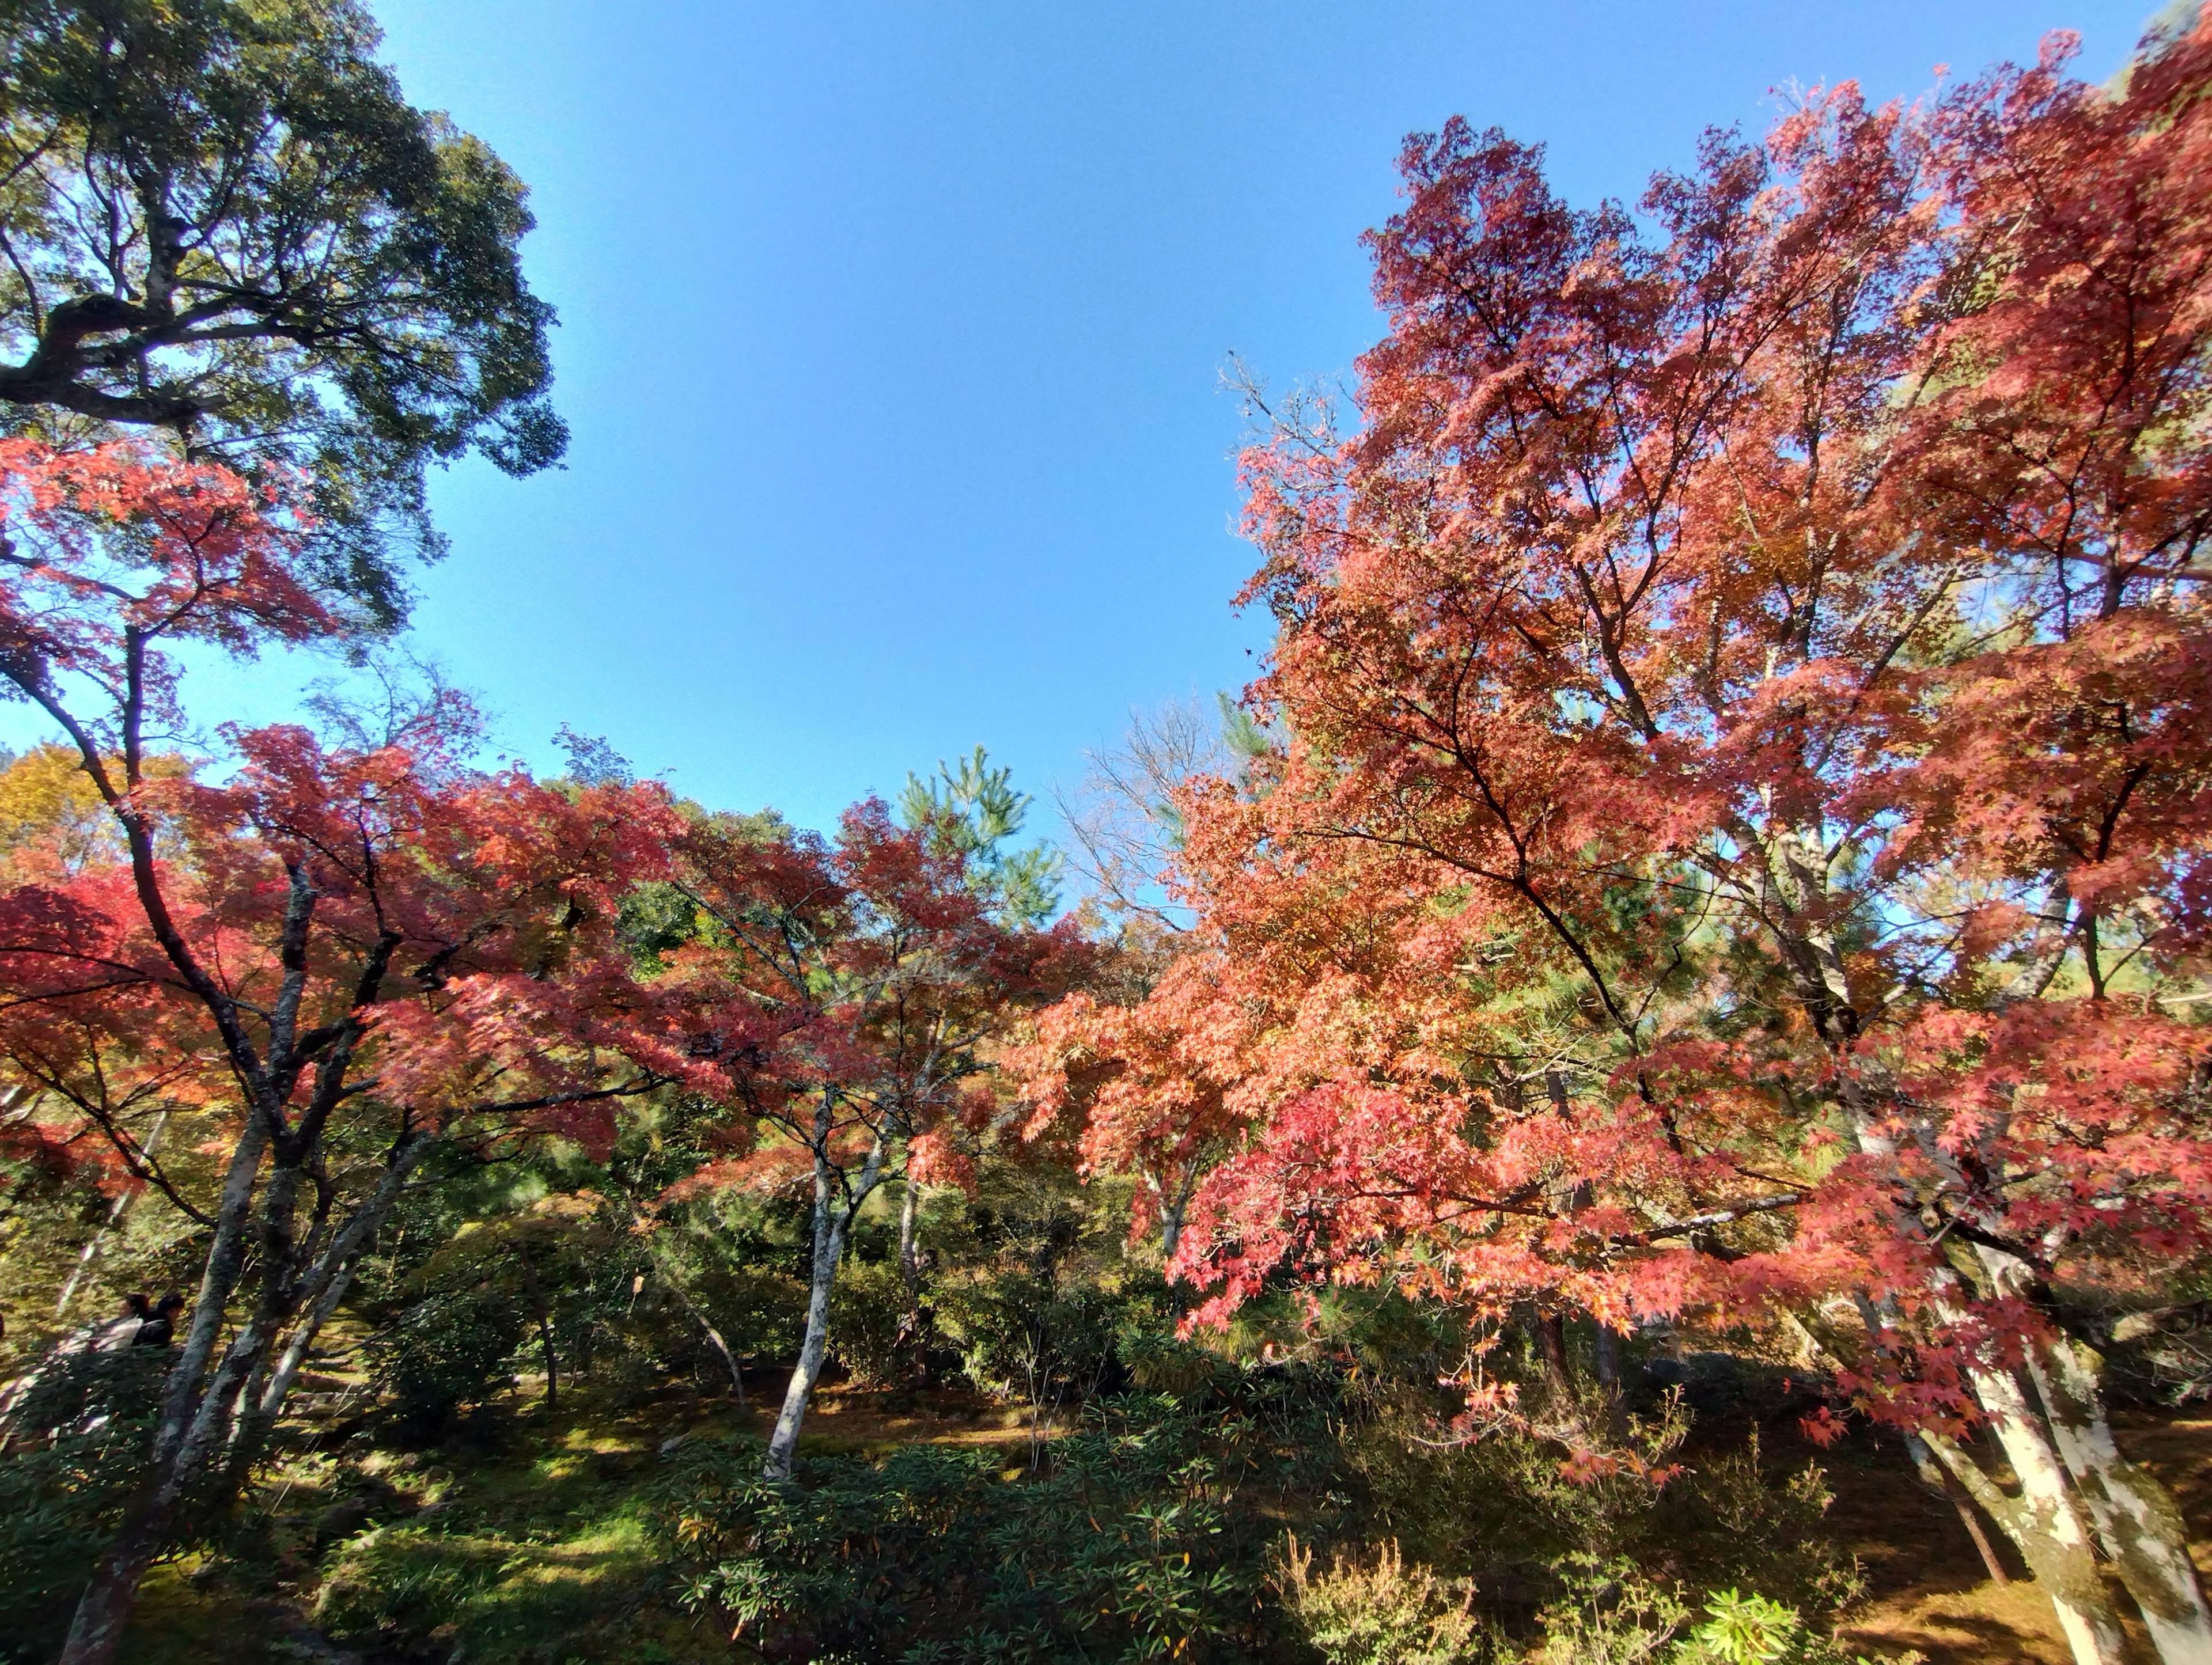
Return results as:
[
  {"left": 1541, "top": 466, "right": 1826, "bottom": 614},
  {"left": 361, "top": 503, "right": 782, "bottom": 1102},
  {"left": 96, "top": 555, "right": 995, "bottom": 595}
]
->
[{"left": 88, "top": 1385, "right": 2212, "bottom": 1665}]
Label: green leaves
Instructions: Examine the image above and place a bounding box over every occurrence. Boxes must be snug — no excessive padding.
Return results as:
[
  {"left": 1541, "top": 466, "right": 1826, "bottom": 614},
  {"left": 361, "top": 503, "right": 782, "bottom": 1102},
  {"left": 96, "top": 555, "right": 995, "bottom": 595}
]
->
[
  {"left": 1680, "top": 1590, "right": 1802, "bottom": 1665},
  {"left": 900, "top": 746, "right": 1065, "bottom": 927},
  {"left": 643, "top": 1394, "right": 1296, "bottom": 1663},
  {"left": 0, "top": 0, "right": 566, "bottom": 621}
]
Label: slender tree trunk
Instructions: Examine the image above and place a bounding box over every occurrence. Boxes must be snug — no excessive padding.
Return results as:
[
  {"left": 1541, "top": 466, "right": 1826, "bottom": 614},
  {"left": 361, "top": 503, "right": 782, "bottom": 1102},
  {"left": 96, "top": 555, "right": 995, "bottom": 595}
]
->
[
  {"left": 624, "top": 1193, "right": 748, "bottom": 1410},
  {"left": 764, "top": 1102, "right": 885, "bottom": 1481},
  {"left": 220, "top": 1255, "right": 363, "bottom": 1498},
  {"left": 1588, "top": 1317, "right": 1629, "bottom": 1439},
  {"left": 59, "top": 1113, "right": 271, "bottom": 1665},
  {"left": 1592, "top": 1322, "right": 1621, "bottom": 1390},
  {"left": 766, "top": 1186, "right": 847, "bottom": 1480},
  {"left": 179, "top": 1134, "right": 323, "bottom": 1480},
  {"left": 172, "top": 1148, "right": 320, "bottom": 1478},
  {"left": 1789, "top": 1309, "right": 2012, "bottom": 1590},
  {"left": 516, "top": 1247, "right": 558, "bottom": 1417},
  {"left": 56, "top": 1108, "right": 170, "bottom": 1318},
  {"left": 895, "top": 1179, "right": 931, "bottom": 1389},
  {"left": 656, "top": 1270, "right": 746, "bottom": 1408},
  {"left": 695, "top": 1313, "right": 748, "bottom": 1408},
  {"left": 219, "top": 1132, "right": 433, "bottom": 1494},
  {"left": 1763, "top": 821, "right": 2172, "bottom": 1664},
  {"left": 1810, "top": 973, "right": 2125, "bottom": 1663},
  {"left": 537, "top": 1309, "right": 559, "bottom": 1416},
  {"left": 1535, "top": 1309, "right": 1573, "bottom": 1398},
  {"left": 1158, "top": 1166, "right": 1198, "bottom": 1267},
  {"left": 1853, "top": 1265, "right": 2126, "bottom": 1660},
  {"left": 1906, "top": 1431, "right": 2010, "bottom": 1586}
]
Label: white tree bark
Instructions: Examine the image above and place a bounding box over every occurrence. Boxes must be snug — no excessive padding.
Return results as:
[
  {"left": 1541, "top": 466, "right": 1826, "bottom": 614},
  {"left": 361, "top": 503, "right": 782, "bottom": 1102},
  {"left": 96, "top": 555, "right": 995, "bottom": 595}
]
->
[
  {"left": 762, "top": 1093, "right": 887, "bottom": 1481},
  {"left": 2026, "top": 1334, "right": 2212, "bottom": 1665},
  {"left": 1930, "top": 1367, "right": 2130, "bottom": 1665}
]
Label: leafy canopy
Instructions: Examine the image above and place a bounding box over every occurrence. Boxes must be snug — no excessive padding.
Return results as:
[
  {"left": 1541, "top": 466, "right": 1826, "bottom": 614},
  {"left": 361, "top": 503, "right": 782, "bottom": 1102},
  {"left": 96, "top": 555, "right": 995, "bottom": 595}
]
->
[{"left": 0, "top": 0, "right": 566, "bottom": 621}]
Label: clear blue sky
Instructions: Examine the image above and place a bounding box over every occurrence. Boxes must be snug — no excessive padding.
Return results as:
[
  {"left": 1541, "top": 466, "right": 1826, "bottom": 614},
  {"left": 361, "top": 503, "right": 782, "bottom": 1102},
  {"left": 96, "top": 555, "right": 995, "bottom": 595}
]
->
[{"left": 76, "top": 1, "right": 2165, "bottom": 834}]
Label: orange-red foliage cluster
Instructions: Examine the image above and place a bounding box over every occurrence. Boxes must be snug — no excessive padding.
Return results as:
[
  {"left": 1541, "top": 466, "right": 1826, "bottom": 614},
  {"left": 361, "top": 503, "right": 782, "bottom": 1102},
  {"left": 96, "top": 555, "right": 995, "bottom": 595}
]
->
[{"left": 1025, "top": 25, "right": 2212, "bottom": 1439}]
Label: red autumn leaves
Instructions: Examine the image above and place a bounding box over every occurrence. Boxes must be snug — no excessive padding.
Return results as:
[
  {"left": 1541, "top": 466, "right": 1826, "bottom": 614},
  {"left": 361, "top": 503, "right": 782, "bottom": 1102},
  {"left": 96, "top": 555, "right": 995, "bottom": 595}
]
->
[{"left": 1018, "top": 25, "right": 2212, "bottom": 1438}]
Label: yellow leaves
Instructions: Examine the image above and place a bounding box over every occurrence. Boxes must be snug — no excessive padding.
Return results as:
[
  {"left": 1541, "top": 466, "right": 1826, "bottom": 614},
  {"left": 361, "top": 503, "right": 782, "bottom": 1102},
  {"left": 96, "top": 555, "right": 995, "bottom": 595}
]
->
[
  {"left": 0, "top": 742, "right": 189, "bottom": 878},
  {"left": 0, "top": 742, "right": 117, "bottom": 873},
  {"left": 525, "top": 1193, "right": 597, "bottom": 1220}
]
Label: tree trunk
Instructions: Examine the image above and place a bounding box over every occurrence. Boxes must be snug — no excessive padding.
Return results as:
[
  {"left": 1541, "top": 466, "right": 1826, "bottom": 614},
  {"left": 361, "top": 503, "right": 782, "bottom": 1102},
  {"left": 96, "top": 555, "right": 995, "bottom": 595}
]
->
[
  {"left": 169, "top": 1146, "right": 331, "bottom": 1490},
  {"left": 1962, "top": 1244, "right": 2212, "bottom": 1663},
  {"left": 657, "top": 1270, "right": 745, "bottom": 1408},
  {"left": 517, "top": 1248, "right": 558, "bottom": 1416},
  {"left": 182, "top": 1140, "right": 324, "bottom": 1481},
  {"left": 1930, "top": 1372, "right": 2131, "bottom": 1665},
  {"left": 55, "top": 1108, "right": 170, "bottom": 1318},
  {"left": 1762, "top": 817, "right": 2170, "bottom": 1665},
  {"left": 219, "top": 1254, "right": 363, "bottom": 1499},
  {"left": 1158, "top": 1163, "right": 1202, "bottom": 1269},
  {"left": 1906, "top": 1431, "right": 2011, "bottom": 1586},
  {"left": 763, "top": 1099, "right": 886, "bottom": 1481},
  {"left": 50, "top": 1476, "right": 176, "bottom": 1665},
  {"left": 1946, "top": 1463, "right": 2015, "bottom": 1590},
  {"left": 218, "top": 1132, "right": 431, "bottom": 1498},
  {"left": 1592, "top": 1322, "right": 1621, "bottom": 1390},
  {"left": 895, "top": 1179, "right": 931, "bottom": 1389},
  {"left": 2027, "top": 1334, "right": 2212, "bottom": 1665},
  {"left": 694, "top": 1313, "right": 748, "bottom": 1408},
  {"left": 59, "top": 1114, "right": 271, "bottom": 1665},
  {"left": 1787, "top": 1308, "right": 2013, "bottom": 1591},
  {"left": 537, "top": 1308, "right": 559, "bottom": 1415},
  {"left": 1535, "top": 1309, "right": 1573, "bottom": 1398},
  {"left": 765, "top": 1188, "right": 847, "bottom": 1480}
]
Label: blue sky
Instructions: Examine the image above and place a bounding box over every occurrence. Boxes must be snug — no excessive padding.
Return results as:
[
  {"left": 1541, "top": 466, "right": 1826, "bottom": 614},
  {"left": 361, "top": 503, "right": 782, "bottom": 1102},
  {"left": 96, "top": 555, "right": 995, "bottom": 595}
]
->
[{"left": 51, "top": 1, "right": 2161, "bottom": 834}]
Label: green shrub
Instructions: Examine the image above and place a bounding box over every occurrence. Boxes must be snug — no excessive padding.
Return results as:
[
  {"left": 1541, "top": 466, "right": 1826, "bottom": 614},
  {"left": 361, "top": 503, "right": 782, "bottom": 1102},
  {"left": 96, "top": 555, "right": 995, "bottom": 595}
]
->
[
  {"left": 0, "top": 1349, "right": 169, "bottom": 1659},
  {"left": 1533, "top": 1576, "right": 1912, "bottom": 1665},
  {"left": 1536, "top": 1556, "right": 1690, "bottom": 1665},
  {"left": 316, "top": 1515, "right": 677, "bottom": 1665},
  {"left": 829, "top": 1258, "right": 914, "bottom": 1388},
  {"left": 316, "top": 1525, "right": 512, "bottom": 1641},
  {"left": 645, "top": 1393, "right": 1307, "bottom": 1663},
  {"left": 1346, "top": 1390, "right": 1859, "bottom": 1632},
  {"left": 1656, "top": 1436, "right": 1863, "bottom": 1617},
  {"left": 365, "top": 1281, "right": 525, "bottom": 1435},
  {"left": 1670, "top": 1589, "right": 1923, "bottom": 1665},
  {"left": 936, "top": 1267, "right": 1135, "bottom": 1410}
]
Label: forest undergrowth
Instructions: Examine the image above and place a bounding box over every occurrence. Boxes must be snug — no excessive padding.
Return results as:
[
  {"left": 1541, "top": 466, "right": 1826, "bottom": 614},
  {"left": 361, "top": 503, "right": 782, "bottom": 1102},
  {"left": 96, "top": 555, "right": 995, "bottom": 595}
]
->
[
  {"left": 10, "top": 1158, "right": 2209, "bottom": 1665},
  {"left": 32, "top": 1361, "right": 2212, "bottom": 1665}
]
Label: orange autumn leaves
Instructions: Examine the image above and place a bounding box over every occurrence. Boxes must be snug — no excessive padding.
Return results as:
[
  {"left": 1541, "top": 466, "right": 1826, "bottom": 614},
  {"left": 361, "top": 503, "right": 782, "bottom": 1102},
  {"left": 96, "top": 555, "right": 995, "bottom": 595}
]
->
[
  {"left": 0, "top": 440, "right": 1088, "bottom": 1211},
  {"left": 1013, "top": 24, "right": 2212, "bottom": 1432}
]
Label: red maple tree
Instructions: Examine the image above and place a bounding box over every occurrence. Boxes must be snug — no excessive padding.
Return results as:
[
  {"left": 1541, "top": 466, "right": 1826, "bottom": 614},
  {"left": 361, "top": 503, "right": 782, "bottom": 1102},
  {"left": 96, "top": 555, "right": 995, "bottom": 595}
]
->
[
  {"left": 643, "top": 798, "right": 1080, "bottom": 1478},
  {"left": 1058, "top": 25, "right": 2212, "bottom": 1665},
  {"left": 0, "top": 441, "right": 683, "bottom": 1665}
]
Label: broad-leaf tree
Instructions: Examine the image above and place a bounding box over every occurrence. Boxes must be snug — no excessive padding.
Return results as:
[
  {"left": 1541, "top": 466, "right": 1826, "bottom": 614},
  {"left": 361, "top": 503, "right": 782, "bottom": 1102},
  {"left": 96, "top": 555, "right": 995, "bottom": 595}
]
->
[
  {"left": 1010, "top": 947, "right": 1253, "bottom": 1266},
  {"left": 0, "top": 440, "right": 676, "bottom": 1665},
  {"left": 1081, "top": 24, "right": 2212, "bottom": 1665},
  {"left": 647, "top": 799, "right": 1077, "bottom": 1478},
  {"left": 0, "top": 0, "right": 566, "bottom": 620}
]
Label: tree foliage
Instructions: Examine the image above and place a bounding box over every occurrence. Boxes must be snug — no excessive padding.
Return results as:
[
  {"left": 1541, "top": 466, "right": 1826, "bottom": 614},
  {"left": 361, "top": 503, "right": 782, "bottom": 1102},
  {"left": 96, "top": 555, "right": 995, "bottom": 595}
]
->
[
  {"left": 0, "top": 438, "right": 673, "bottom": 1663},
  {"left": 1027, "top": 22, "right": 2212, "bottom": 1664},
  {"left": 0, "top": 0, "right": 566, "bottom": 619}
]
